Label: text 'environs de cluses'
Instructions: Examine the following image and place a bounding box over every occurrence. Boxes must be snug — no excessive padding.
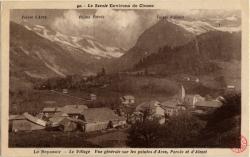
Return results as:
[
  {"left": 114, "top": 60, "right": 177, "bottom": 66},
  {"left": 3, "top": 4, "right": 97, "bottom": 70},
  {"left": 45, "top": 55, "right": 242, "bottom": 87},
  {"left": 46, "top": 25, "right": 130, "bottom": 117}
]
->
[{"left": 77, "top": 4, "right": 154, "bottom": 8}]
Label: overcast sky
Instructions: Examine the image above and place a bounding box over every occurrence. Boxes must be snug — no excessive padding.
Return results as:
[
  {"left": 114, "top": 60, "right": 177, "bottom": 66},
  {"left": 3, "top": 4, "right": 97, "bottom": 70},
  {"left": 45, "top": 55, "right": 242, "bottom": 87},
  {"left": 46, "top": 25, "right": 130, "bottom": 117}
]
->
[{"left": 11, "top": 9, "right": 240, "bottom": 49}]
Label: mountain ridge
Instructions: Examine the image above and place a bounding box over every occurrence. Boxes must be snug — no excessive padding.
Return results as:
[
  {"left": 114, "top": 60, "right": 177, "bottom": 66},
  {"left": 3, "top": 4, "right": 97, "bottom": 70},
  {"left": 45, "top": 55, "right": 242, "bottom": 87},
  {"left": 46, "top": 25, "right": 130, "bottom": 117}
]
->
[
  {"left": 110, "top": 19, "right": 241, "bottom": 74},
  {"left": 10, "top": 21, "right": 127, "bottom": 82}
]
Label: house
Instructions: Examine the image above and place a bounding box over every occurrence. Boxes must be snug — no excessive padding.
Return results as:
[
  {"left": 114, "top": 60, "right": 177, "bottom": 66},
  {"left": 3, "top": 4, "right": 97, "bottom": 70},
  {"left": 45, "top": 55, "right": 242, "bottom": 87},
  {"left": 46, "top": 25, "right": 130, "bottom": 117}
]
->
[
  {"left": 89, "top": 93, "right": 97, "bottom": 101},
  {"left": 195, "top": 78, "right": 200, "bottom": 83},
  {"left": 81, "top": 108, "right": 126, "bottom": 132},
  {"left": 162, "top": 105, "right": 178, "bottom": 117},
  {"left": 226, "top": 85, "right": 236, "bottom": 92},
  {"left": 182, "top": 75, "right": 200, "bottom": 83},
  {"left": 161, "top": 99, "right": 186, "bottom": 117},
  {"left": 135, "top": 100, "right": 165, "bottom": 124},
  {"left": 47, "top": 112, "right": 69, "bottom": 127},
  {"left": 171, "top": 85, "right": 205, "bottom": 109},
  {"left": 60, "top": 117, "right": 85, "bottom": 131},
  {"left": 161, "top": 100, "right": 179, "bottom": 117},
  {"left": 58, "top": 105, "right": 88, "bottom": 119},
  {"left": 62, "top": 89, "right": 68, "bottom": 94},
  {"left": 191, "top": 109, "right": 206, "bottom": 115},
  {"left": 128, "top": 111, "right": 143, "bottom": 124},
  {"left": 216, "top": 96, "right": 225, "bottom": 102},
  {"left": 120, "top": 95, "right": 135, "bottom": 106},
  {"left": 227, "top": 85, "right": 235, "bottom": 89},
  {"left": 47, "top": 112, "right": 85, "bottom": 132},
  {"left": 9, "top": 113, "right": 46, "bottom": 132},
  {"left": 42, "top": 107, "right": 60, "bottom": 118},
  {"left": 194, "top": 100, "right": 222, "bottom": 111},
  {"left": 184, "top": 94, "right": 205, "bottom": 108},
  {"left": 192, "top": 100, "right": 223, "bottom": 115}
]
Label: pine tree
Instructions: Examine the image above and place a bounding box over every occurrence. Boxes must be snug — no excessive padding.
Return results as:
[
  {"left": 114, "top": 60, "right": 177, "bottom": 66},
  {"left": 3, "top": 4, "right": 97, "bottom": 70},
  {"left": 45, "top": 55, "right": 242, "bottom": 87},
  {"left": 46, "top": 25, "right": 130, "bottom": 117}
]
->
[{"left": 101, "top": 67, "right": 106, "bottom": 76}]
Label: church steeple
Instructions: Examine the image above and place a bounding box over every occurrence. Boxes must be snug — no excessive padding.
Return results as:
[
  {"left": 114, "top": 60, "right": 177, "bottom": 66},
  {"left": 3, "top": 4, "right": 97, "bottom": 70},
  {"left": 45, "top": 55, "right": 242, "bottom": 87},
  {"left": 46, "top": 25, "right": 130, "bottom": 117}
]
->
[
  {"left": 180, "top": 85, "right": 186, "bottom": 103},
  {"left": 181, "top": 85, "right": 185, "bottom": 101},
  {"left": 176, "top": 84, "right": 185, "bottom": 104}
]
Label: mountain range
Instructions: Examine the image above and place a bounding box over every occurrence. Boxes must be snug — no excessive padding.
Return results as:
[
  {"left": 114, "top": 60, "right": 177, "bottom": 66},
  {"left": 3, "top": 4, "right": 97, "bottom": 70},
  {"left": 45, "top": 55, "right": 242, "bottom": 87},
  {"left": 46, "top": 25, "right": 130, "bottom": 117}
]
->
[
  {"left": 10, "top": 22, "right": 125, "bottom": 80},
  {"left": 111, "top": 19, "right": 240, "bottom": 73},
  {"left": 10, "top": 16, "right": 241, "bottom": 90}
]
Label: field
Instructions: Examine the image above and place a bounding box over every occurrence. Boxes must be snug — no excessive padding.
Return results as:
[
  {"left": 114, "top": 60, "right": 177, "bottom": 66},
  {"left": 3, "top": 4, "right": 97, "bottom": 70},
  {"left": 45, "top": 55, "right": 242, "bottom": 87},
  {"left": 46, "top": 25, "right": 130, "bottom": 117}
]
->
[
  {"left": 9, "top": 128, "right": 128, "bottom": 148},
  {"left": 9, "top": 74, "right": 229, "bottom": 114},
  {"left": 8, "top": 74, "right": 241, "bottom": 148},
  {"left": 9, "top": 75, "right": 181, "bottom": 114},
  {"left": 8, "top": 75, "right": 178, "bottom": 147}
]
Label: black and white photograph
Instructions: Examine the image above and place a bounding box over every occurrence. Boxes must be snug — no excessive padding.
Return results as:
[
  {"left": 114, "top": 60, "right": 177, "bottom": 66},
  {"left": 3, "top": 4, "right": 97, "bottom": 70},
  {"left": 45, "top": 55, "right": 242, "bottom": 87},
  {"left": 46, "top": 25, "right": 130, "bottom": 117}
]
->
[{"left": 9, "top": 8, "right": 242, "bottom": 148}]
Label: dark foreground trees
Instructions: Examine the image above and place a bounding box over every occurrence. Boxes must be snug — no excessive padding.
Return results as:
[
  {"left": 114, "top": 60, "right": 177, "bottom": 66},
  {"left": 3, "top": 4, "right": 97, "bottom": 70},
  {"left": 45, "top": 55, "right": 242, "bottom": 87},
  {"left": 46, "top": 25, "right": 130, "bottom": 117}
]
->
[
  {"left": 199, "top": 93, "right": 241, "bottom": 147},
  {"left": 127, "top": 119, "right": 162, "bottom": 148},
  {"left": 127, "top": 112, "right": 205, "bottom": 148},
  {"left": 127, "top": 93, "right": 241, "bottom": 148},
  {"left": 160, "top": 112, "right": 206, "bottom": 147}
]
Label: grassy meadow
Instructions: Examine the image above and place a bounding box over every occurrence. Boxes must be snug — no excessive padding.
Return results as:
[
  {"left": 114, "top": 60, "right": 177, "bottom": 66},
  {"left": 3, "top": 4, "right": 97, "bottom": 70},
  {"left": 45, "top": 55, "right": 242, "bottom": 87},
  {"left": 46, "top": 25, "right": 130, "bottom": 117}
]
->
[{"left": 9, "top": 73, "right": 228, "bottom": 114}]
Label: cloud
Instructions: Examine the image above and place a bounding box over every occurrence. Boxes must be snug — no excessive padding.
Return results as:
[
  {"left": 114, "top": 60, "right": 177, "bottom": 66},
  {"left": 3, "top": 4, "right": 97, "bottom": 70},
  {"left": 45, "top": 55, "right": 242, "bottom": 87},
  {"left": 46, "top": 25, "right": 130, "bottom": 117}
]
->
[
  {"left": 51, "top": 9, "right": 240, "bottom": 49},
  {"left": 51, "top": 10, "right": 144, "bottom": 49},
  {"left": 52, "top": 10, "right": 93, "bottom": 35},
  {"left": 226, "top": 15, "right": 237, "bottom": 21},
  {"left": 156, "top": 9, "right": 200, "bottom": 17}
]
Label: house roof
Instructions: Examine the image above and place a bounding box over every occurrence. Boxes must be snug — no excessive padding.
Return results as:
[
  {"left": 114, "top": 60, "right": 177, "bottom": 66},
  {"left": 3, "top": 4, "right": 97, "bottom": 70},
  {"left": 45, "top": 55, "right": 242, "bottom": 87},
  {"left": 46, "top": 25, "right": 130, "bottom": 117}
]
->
[
  {"left": 161, "top": 104, "right": 176, "bottom": 109},
  {"left": 9, "top": 114, "right": 26, "bottom": 120},
  {"left": 185, "top": 94, "right": 204, "bottom": 100},
  {"left": 192, "top": 110, "right": 206, "bottom": 114},
  {"left": 43, "top": 101, "right": 56, "bottom": 104},
  {"left": 49, "top": 116, "right": 85, "bottom": 127},
  {"left": 121, "top": 95, "right": 135, "bottom": 100},
  {"left": 42, "top": 107, "right": 58, "bottom": 112},
  {"left": 49, "top": 116, "right": 66, "bottom": 124},
  {"left": 10, "top": 113, "right": 47, "bottom": 126},
  {"left": 58, "top": 105, "right": 88, "bottom": 114},
  {"left": 23, "top": 112, "right": 47, "bottom": 127},
  {"left": 133, "top": 111, "right": 143, "bottom": 116},
  {"left": 136, "top": 100, "right": 161, "bottom": 112},
  {"left": 53, "top": 112, "right": 69, "bottom": 117},
  {"left": 195, "top": 100, "right": 222, "bottom": 108},
  {"left": 161, "top": 99, "right": 178, "bottom": 108},
  {"left": 82, "top": 108, "right": 121, "bottom": 123}
]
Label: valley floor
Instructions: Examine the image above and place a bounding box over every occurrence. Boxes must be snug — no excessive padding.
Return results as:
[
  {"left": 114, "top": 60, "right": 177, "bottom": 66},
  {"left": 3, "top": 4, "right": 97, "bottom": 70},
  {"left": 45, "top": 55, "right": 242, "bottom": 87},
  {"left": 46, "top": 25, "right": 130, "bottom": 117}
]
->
[{"left": 9, "top": 128, "right": 128, "bottom": 148}]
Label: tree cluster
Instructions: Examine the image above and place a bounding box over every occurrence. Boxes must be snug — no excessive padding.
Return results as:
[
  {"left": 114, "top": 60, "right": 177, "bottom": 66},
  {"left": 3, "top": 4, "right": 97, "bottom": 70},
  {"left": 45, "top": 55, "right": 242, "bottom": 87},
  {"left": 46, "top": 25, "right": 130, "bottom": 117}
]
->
[
  {"left": 127, "top": 112, "right": 205, "bottom": 148},
  {"left": 34, "top": 68, "right": 109, "bottom": 90},
  {"left": 127, "top": 93, "right": 241, "bottom": 148},
  {"left": 134, "top": 41, "right": 219, "bottom": 75}
]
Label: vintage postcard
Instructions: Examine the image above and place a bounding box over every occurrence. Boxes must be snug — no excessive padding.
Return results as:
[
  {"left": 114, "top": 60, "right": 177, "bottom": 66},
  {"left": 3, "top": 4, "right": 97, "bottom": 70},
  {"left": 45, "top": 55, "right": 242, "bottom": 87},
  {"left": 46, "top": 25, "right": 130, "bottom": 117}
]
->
[{"left": 1, "top": 0, "right": 249, "bottom": 156}]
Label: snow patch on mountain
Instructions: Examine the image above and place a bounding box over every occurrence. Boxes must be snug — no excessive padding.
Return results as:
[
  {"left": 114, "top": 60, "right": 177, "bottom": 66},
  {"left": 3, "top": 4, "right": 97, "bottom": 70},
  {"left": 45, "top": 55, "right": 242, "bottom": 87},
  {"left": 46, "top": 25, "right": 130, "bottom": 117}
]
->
[
  {"left": 24, "top": 71, "right": 47, "bottom": 79},
  {"left": 23, "top": 24, "right": 124, "bottom": 59},
  {"left": 226, "top": 16, "right": 238, "bottom": 21},
  {"left": 71, "top": 36, "right": 81, "bottom": 43},
  {"left": 20, "top": 47, "right": 30, "bottom": 55},
  {"left": 33, "top": 50, "right": 66, "bottom": 77},
  {"left": 216, "top": 26, "right": 241, "bottom": 32},
  {"left": 24, "top": 25, "right": 32, "bottom": 31},
  {"left": 35, "top": 25, "right": 45, "bottom": 29},
  {"left": 44, "top": 62, "right": 66, "bottom": 77},
  {"left": 169, "top": 19, "right": 240, "bottom": 35}
]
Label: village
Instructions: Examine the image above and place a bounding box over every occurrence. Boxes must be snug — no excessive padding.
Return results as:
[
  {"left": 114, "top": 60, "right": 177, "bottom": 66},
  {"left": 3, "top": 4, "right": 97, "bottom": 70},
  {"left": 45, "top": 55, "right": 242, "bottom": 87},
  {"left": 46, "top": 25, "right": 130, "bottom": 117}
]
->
[
  {"left": 9, "top": 83, "right": 226, "bottom": 135},
  {"left": 8, "top": 66, "right": 240, "bottom": 148},
  {"left": 7, "top": 8, "right": 242, "bottom": 149}
]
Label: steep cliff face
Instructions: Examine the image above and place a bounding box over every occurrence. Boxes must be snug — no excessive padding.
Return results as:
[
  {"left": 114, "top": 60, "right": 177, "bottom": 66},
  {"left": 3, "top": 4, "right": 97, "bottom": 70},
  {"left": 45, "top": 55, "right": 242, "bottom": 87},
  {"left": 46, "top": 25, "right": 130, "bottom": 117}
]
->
[
  {"left": 134, "top": 31, "right": 241, "bottom": 75},
  {"left": 111, "top": 18, "right": 240, "bottom": 75},
  {"left": 10, "top": 22, "right": 94, "bottom": 79},
  {"left": 10, "top": 21, "right": 126, "bottom": 81},
  {"left": 111, "top": 20, "right": 195, "bottom": 71}
]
